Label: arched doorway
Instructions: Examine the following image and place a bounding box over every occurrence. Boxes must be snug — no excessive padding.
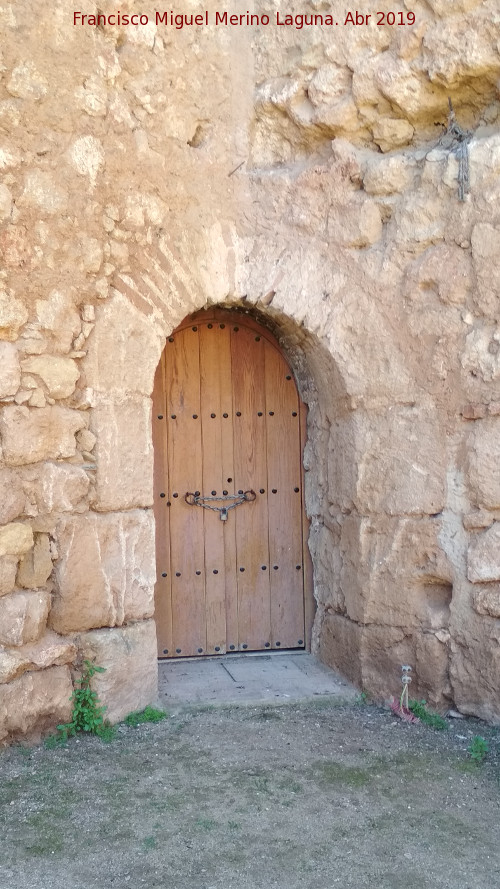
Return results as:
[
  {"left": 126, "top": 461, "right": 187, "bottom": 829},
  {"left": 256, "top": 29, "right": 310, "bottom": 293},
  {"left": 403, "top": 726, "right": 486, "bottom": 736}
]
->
[{"left": 152, "top": 307, "right": 313, "bottom": 658}]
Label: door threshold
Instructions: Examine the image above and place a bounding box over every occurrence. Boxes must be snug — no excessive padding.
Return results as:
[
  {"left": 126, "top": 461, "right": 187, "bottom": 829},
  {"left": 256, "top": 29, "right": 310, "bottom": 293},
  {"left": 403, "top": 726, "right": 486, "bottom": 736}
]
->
[{"left": 159, "top": 649, "right": 308, "bottom": 665}]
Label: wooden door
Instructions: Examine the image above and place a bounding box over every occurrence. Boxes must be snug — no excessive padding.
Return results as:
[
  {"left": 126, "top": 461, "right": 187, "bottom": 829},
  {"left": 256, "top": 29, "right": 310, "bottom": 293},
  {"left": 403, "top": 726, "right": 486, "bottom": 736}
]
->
[{"left": 152, "top": 308, "right": 312, "bottom": 657}]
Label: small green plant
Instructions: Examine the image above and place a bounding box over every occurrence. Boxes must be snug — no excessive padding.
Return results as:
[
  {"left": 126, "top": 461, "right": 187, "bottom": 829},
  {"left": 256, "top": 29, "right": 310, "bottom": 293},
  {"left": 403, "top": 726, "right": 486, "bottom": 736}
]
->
[
  {"left": 468, "top": 735, "right": 489, "bottom": 763},
  {"left": 355, "top": 691, "right": 369, "bottom": 706},
  {"left": 46, "top": 659, "right": 116, "bottom": 745},
  {"left": 408, "top": 699, "right": 448, "bottom": 731},
  {"left": 124, "top": 706, "right": 167, "bottom": 727}
]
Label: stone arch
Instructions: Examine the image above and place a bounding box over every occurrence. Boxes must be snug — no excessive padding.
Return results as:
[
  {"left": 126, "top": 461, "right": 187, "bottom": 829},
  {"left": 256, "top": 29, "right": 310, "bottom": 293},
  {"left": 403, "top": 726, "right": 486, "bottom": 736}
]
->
[
  {"left": 78, "top": 189, "right": 466, "bottom": 711},
  {"left": 81, "top": 241, "right": 453, "bottom": 714}
]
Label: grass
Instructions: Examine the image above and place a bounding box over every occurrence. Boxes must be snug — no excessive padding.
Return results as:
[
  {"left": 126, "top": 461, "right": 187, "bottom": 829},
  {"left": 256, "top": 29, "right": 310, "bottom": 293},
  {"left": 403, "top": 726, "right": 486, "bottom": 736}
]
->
[
  {"left": 468, "top": 735, "right": 489, "bottom": 763},
  {"left": 408, "top": 699, "right": 448, "bottom": 731},
  {"left": 312, "top": 760, "right": 376, "bottom": 788},
  {"left": 124, "top": 706, "right": 168, "bottom": 727}
]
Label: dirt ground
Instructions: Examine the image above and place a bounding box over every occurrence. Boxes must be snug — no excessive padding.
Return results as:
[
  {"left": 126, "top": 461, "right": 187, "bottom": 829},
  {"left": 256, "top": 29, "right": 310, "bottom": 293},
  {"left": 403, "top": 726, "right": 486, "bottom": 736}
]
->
[{"left": 1, "top": 698, "right": 499, "bottom": 889}]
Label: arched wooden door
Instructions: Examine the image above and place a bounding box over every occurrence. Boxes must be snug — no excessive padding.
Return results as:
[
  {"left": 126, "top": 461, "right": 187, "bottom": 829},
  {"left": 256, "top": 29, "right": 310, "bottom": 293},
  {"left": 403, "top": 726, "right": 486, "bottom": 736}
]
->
[{"left": 152, "top": 308, "right": 312, "bottom": 658}]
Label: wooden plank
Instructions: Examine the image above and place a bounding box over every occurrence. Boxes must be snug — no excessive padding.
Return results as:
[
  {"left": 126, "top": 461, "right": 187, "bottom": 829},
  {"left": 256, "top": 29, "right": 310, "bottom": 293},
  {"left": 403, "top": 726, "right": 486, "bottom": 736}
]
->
[
  {"left": 265, "top": 344, "right": 305, "bottom": 649},
  {"left": 300, "top": 398, "right": 315, "bottom": 649},
  {"left": 165, "top": 327, "right": 206, "bottom": 657},
  {"left": 152, "top": 350, "right": 173, "bottom": 657},
  {"left": 199, "top": 321, "right": 232, "bottom": 654},
  {"left": 218, "top": 319, "right": 239, "bottom": 651},
  {"left": 231, "top": 324, "right": 271, "bottom": 650}
]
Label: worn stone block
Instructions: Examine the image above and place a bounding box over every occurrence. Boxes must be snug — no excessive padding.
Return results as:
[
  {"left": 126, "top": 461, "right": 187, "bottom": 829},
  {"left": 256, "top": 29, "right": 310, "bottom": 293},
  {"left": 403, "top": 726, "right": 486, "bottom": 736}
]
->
[
  {"left": 0, "top": 405, "right": 86, "bottom": 465},
  {"left": 415, "top": 632, "right": 451, "bottom": 709},
  {"left": 360, "top": 625, "right": 414, "bottom": 699},
  {"left": 17, "top": 534, "right": 53, "bottom": 588},
  {"left": 0, "top": 590, "right": 51, "bottom": 646},
  {"left": 84, "top": 293, "right": 164, "bottom": 397},
  {"left": 451, "top": 615, "right": 500, "bottom": 724},
  {"left": 20, "top": 462, "right": 89, "bottom": 516},
  {"left": 308, "top": 522, "right": 343, "bottom": 612},
  {"left": 0, "top": 291, "right": 28, "bottom": 341},
  {"left": 372, "top": 117, "right": 414, "bottom": 153},
  {"left": 0, "top": 342, "right": 21, "bottom": 397},
  {"left": 462, "top": 327, "right": 500, "bottom": 384},
  {"left": 328, "top": 200, "right": 382, "bottom": 248},
  {"left": 0, "top": 522, "right": 33, "bottom": 557},
  {"left": 0, "top": 666, "right": 73, "bottom": 745},
  {"left": 466, "top": 418, "right": 500, "bottom": 509},
  {"left": 90, "top": 398, "right": 153, "bottom": 512},
  {"left": 50, "top": 511, "right": 155, "bottom": 634},
  {"left": 35, "top": 289, "right": 81, "bottom": 354},
  {"left": 0, "top": 469, "right": 25, "bottom": 525},
  {"left": 471, "top": 224, "right": 500, "bottom": 317},
  {"left": 319, "top": 612, "right": 363, "bottom": 689},
  {"left": 468, "top": 523, "right": 500, "bottom": 583},
  {"left": 0, "top": 556, "right": 19, "bottom": 597},
  {"left": 363, "top": 154, "right": 415, "bottom": 195},
  {"left": 473, "top": 584, "right": 500, "bottom": 618},
  {"left": 76, "top": 621, "right": 158, "bottom": 724},
  {"left": 408, "top": 244, "right": 473, "bottom": 306},
  {"left": 21, "top": 356, "right": 80, "bottom": 399},
  {"left": 0, "top": 631, "right": 76, "bottom": 683},
  {"left": 329, "top": 407, "right": 446, "bottom": 515},
  {"left": 339, "top": 516, "right": 452, "bottom": 627}
]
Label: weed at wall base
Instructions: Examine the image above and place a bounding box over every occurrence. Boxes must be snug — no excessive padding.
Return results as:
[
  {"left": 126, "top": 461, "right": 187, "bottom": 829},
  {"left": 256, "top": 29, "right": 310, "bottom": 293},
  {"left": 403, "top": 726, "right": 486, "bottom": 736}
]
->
[{"left": 45, "top": 659, "right": 116, "bottom": 747}]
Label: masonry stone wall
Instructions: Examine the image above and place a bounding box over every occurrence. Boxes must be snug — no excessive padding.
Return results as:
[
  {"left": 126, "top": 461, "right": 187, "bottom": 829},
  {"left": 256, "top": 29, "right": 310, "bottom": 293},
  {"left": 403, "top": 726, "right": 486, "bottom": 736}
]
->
[{"left": 1, "top": 0, "right": 500, "bottom": 743}]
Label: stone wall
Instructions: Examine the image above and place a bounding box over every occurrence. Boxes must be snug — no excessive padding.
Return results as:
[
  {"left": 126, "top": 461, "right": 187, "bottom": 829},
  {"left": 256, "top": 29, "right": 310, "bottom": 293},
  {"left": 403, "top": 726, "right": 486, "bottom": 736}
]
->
[{"left": 1, "top": 0, "right": 500, "bottom": 743}]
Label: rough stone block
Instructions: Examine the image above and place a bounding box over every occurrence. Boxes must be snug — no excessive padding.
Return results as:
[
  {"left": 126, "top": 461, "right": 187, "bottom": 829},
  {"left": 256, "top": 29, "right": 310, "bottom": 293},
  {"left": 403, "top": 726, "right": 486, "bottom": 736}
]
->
[
  {"left": 0, "top": 405, "right": 86, "bottom": 465},
  {"left": 450, "top": 615, "right": 500, "bottom": 724},
  {"left": 415, "top": 632, "right": 451, "bottom": 709},
  {"left": 466, "top": 418, "right": 500, "bottom": 509},
  {"left": 0, "top": 291, "right": 28, "bottom": 341},
  {"left": 393, "top": 193, "right": 446, "bottom": 247},
  {"left": 76, "top": 620, "right": 158, "bottom": 724},
  {"left": 0, "top": 469, "right": 25, "bottom": 524},
  {"left": 307, "top": 522, "right": 342, "bottom": 611},
  {"left": 0, "top": 342, "right": 21, "bottom": 397},
  {"left": 90, "top": 398, "right": 153, "bottom": 512},
  {"left": 17, "top": 534, "right": 53, "bottom": 588},
  {"left": 360, "top": 625, "right": 414, "bottom": 699},
  {"left": 467, "top": 523, "right": 500, "bottom": 583},
  {"left": 0, "top": 666, "right": 73, "bottom": 745},
  {"left": 20, "top": 170, "right": 68, "bottom": 215},
  {"left": 0, "top": 631, "right": 76, "bottom": 683},
  {"left": 462, "top": 327, "right": 500, "bottom": 384},
  {"left": 461, "top": 404, "right": 487, "bottom": 420},
  {"left": 473, "top": 584, "right": 500, "bottom": 618},
  {"left": 21, "top": 356, "right": 80, "bottom": 399},
  {"left": 0, "top": 556, "right": 19, "bottom": 597},
  {"left": 318, "top": 612, "right": 362, "bottom": 689},
  {"left": 35, "top": 289, "right": 81, "bottom": 354},
  {"left": 339, "top": 516, "right": 452, "bottom": 627},
  {"left": 20, "top": 462, "right": 89, "bottom": 516},
  {"left": 372, "top": 117, "right": 414, "bottom": 153},
  {"left": 328, "top": 200, "right": 382, "bottom": 248},
  {"left": 84, "top": 293, "right": 164, "bottom": 397},
  {"left": 327, "top": 289, "right": 418, "bottom": 402},
  {"left": 408, "top": 244, "right": 473, "bottom": 306},
  {"left": 50, "top": 511, "right": 155, "bottom": 634},
  {"left": 471, "top": 224, "right": 500, "bottom": 317},
  {"left": 0, "top": 522, "right": 33, "bottom": 556},
  {"left": 0, "top": 590, "right": 51, "bottom": 646},
  {"left": 329, "top": 407, "right": 446, "bottom": 515},
  {"left": 363, "top": 154, "right": 415, "bottom": 196}
]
